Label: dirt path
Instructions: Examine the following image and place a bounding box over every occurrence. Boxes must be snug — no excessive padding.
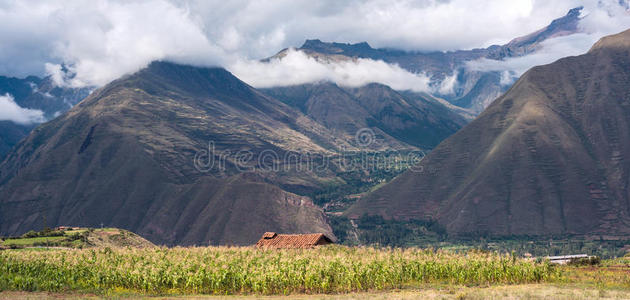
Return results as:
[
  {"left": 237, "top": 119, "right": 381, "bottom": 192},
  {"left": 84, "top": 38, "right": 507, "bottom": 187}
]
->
[{"left": 3, "top": 284, "right": 630, "bottom": 299}]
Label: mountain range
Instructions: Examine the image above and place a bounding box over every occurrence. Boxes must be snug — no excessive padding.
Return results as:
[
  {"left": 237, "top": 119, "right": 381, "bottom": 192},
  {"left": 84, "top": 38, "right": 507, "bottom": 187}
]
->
[
  {"left": 349, "top": 29, "right": 630, "bottom": 238},
  {"left": 1, "top": 8, "right": 630, "bottom": 246},
  {"left": 0, "top": 62, "right": 346, "bottom": 245},
  {"left": 0, "top": 7, "right": 587, "bottom": 162},
  {"left": 271, "top": 7, "right": 583, "bottom": 114},
  {"left": 0, "top": 60, "right": 469, "bottom": 245}
]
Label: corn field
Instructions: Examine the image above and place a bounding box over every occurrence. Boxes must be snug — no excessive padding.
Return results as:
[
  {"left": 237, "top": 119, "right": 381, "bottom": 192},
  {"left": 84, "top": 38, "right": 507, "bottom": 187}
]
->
[{"left": 0, "top": 246, "right": 559, "bottom": 295}]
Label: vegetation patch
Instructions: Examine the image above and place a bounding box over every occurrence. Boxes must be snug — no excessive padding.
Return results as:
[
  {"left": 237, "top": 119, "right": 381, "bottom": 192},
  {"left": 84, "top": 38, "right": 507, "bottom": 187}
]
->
[
  {"left": 331, "top": 215, "right": 630, "bottom": 259},
  {"left": 0, "top": 228, "right": 153, "bottom": 249},
  {"left": 0, "top": 246, "right": 558, "bottom": 296}
]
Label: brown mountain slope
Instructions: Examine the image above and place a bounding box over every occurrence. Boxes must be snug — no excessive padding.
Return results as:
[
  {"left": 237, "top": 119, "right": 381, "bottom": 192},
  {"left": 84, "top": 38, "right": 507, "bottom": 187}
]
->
[
  {"left": 348, "top": 29, "right": 630, "bottom": 237},
  {"left": 0, "top": 61, "right": 337, "bottom": 245},
  {"left": 263, "top": 83, "right": 467, "bottom": 150},
  {"left": 262, "top": 83, "right": 380, "bottom": 148}
]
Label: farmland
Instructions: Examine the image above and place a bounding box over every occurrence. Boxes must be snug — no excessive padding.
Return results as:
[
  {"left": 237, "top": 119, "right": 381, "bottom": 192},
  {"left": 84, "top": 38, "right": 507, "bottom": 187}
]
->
[
  {"left": 0, "top": 228, "right": 154, "bottom": 249},
  {"left": 2, "top": 246, "right": 630, "bottom": 298},
  {"left": 0, "top": 246, "right": 559, "bottom": 296}
]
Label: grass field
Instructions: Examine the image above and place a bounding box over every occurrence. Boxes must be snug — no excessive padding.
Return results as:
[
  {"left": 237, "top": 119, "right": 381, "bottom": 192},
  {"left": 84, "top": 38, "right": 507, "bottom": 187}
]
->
[
  {"left": 0, "top": 228, "right": 154, "bottom": 249},
  {"left": 1, "top": 245, "right": 629, "bottom": 298},
  {"left": 1, "top": 236, "right": 67, "bottom": 246},
  {"left": 0, "top": 246, "right": 559, "bottom": 296}
]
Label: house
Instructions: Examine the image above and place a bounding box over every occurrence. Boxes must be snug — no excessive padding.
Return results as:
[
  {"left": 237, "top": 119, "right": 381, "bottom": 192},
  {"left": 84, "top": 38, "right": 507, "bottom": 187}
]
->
[{"left": 255, "top": 232, "right": 333, "bottom": 249}]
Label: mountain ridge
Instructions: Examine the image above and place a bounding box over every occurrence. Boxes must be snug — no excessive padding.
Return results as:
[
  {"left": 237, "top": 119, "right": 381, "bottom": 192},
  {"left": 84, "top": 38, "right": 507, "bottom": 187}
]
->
[
  {"left": 0, "top": 61, "right": 340, "bottom": 245},
  {"left": 262, "top": 82, "right": 467, "bottom": 150},
  {"left": 347, "top": 28, "right": 630, "bottom": 238},
  {"left": 269, "top": 7, "right": 584, "bottom": 114}
]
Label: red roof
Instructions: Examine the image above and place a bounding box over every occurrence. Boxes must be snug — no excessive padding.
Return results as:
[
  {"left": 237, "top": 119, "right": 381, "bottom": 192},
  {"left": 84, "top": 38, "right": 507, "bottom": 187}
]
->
[
  {"left": 255, "top": 232, "right": 333, "bottom": 249},
  {"left": 262, "top": 232, "right": 277, "bottom": 239}
]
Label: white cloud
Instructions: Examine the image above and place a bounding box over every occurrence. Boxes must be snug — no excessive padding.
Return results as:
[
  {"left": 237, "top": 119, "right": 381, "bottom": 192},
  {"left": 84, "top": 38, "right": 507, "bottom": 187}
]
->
[
  {"left": 182, "top": 0, "right": 576, "bottom": 56},
  {"left": 466, "top": 33, "right": 598, "bottom": 75},
  {"left": 465, "top": 1, "right": 630, "bottom": 85},
  {"left": 229, "top": 49, "right": 433, "bottom": 91},
  {"left": 0, "top": 0, "right": 226, "bottom": 87},
  {"left": 0, "top": 94, "right": 46, "bottom": 125},
  {"left": 580, "top": 0, "right": 630, "bottom": 34},
  {"left": 499, "top": 71, "right": 516, "bottom": 86},
  {"left": 45, "top": 63, "right": 65, "bottom": 87},
  {"left": 435, "top": 71, "right": 458, "bottom": 95},
  {"left": 0, "top": 0, "right": 627, "bottom": 89}
]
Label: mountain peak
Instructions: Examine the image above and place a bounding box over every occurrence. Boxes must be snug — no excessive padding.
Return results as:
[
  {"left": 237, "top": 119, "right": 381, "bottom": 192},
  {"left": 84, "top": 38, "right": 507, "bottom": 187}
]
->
[
  {"left": 502, "top": 6, "right": 582, "bottom": 49},
  {"left": 565, "top": 6, "right": 583, "bottom": 19},
  {"left": 144, "top": 60, "right": 227, "bottom": 77},
  {"left": 547, "top": 6, "right": 582, "bottom": 29},
  {"left": 589, "top": 28, "right": 630, "bottom": 52},
  {"left": 131, "top": 61, "right": 257, "bottom": 100},
  {"left": 299, "top": 39, "right": 376, "bottom": 57},
  {"left": 301, "top": 39, "right": 325, "bottom": 48}
]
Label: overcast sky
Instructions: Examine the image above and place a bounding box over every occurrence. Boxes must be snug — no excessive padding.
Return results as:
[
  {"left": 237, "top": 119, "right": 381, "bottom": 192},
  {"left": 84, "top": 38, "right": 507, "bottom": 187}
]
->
[{"left": 0, "top": 0, "right": 629, "bottom": 88}]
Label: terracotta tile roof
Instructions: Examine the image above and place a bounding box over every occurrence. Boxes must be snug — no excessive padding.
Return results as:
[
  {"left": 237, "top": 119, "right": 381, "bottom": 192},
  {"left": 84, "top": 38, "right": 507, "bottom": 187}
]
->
[
  {"left": 262, "top": 232, "right": 277, "bottom": 239},
  {"left": 255, "top": 232, "right": 333, "bottom": 249}
]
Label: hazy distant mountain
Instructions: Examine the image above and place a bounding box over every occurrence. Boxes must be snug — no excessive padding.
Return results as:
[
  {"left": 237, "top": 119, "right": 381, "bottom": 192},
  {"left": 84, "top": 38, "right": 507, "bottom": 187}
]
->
[
  {"left": 0, "top": 61, "right": 346, "bottom": 245},
  {"left": 348, "top": 29, "right": 630, "bottom": 238},
  {"left": 271, "top": 7, "right": 583, "bottom": 114},
  {"left": 263, "top": 82, "right": 467, "bottom": 150},
  {"left": 0, "top": 121, "right": 32, "bottom": 157},
  {"left": 486, "top": 7, "right": 583, "bottom": 59},
  {"left": 0, "top": 75, "right": 90, "bottom": 158}
]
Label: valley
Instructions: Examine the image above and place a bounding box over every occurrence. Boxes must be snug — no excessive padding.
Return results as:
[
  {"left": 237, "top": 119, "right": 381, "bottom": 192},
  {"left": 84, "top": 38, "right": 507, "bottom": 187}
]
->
[
  {"left": 3, "top": 27, "right": 630, "bottom": 251},
  {"left": 1, "top": 2, "right": 630, "bottom": 298}
]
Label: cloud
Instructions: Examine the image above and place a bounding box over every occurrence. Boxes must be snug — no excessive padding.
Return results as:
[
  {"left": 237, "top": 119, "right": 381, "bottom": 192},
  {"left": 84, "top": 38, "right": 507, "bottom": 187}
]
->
[
  {"left": 580, "top": 0, "right": 630, "bottom": 34},
  {"left": 0, "top": 94, "right": 46, "bottom": 125},
  {"left": 465, "top": 1, "right": 630, "bottom": 85},
  {"left": 466, "top": 33, "right": 599, "bottom": 77},
  {"left": 435, "top": 71, "right": 458, "bottom": 95},
  {"left": 229, "top": 49, "right": 432, "bottom": 91},
  {"left": 0, "top": 0, "right": 226, "bottom": 87},
  {"left": 181, "top": 0, "right": 578, "bottom": 56},
  {"left": 0, "top": 0, "right": 628, "bottom": 89},
  {"left": 45, "top": 63, "right": 66, "bottom": 87}
]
